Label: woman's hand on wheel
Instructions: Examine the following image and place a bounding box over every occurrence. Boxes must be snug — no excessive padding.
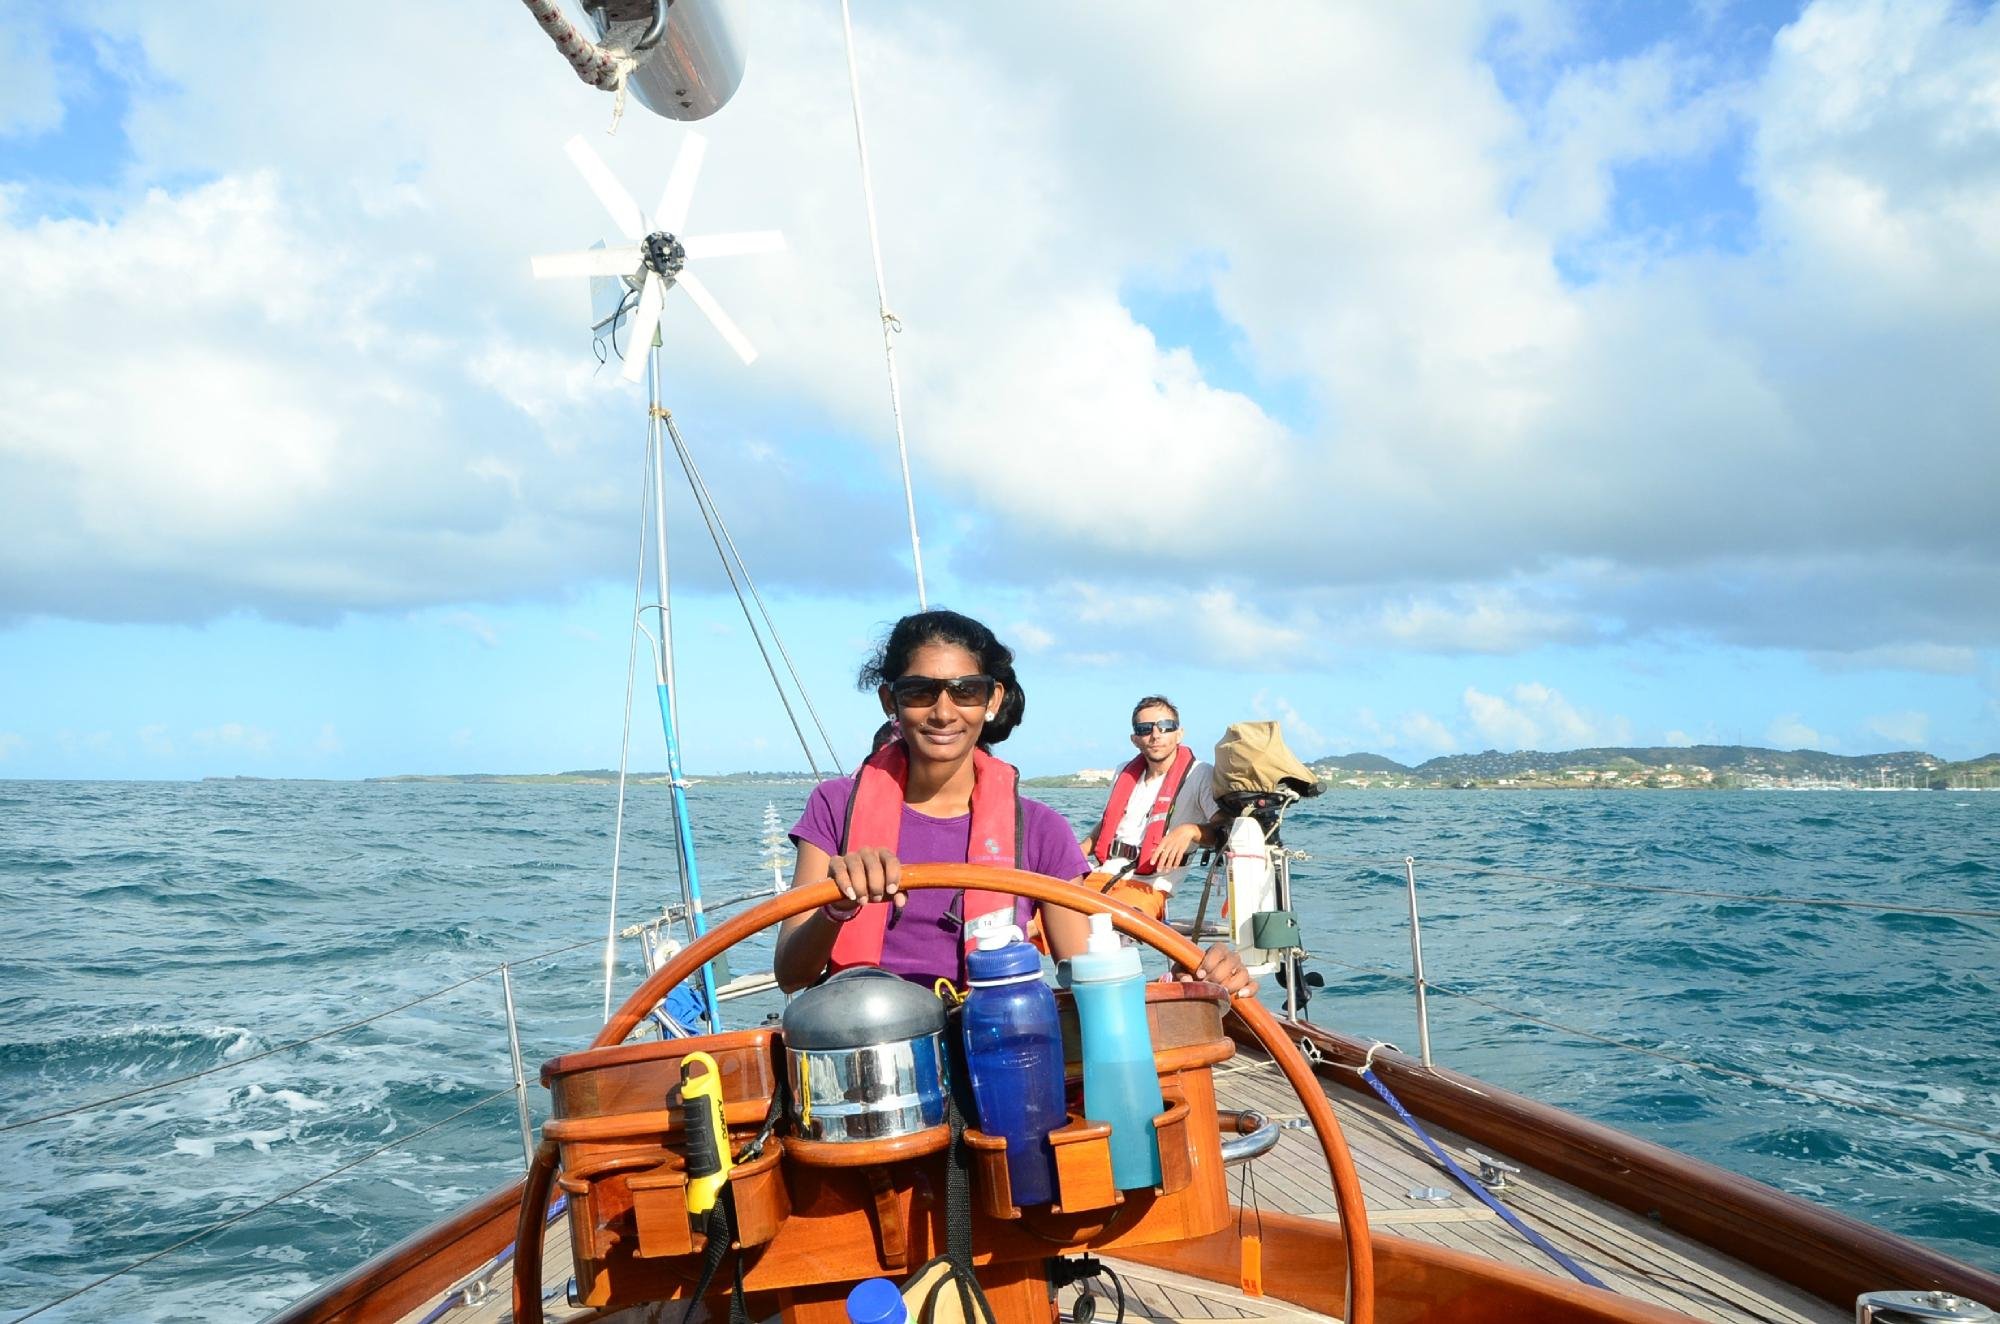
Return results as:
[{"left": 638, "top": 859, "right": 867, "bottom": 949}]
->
[
  {"left": 1182, "top": 941, "right": 1257, "bottom": 998},
  {"left": 828, "top": 847, "right": 905, "bottom": 910}
]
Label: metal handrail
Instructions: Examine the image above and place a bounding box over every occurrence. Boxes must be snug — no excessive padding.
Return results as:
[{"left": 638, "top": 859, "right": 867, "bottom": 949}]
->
[{"left": 1402, "top": 856, "right": 1433, "bottom": 1068}]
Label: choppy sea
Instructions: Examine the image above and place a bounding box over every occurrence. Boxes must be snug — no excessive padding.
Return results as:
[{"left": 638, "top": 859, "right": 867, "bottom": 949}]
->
[{"left": 1, "top": 779, "right": 1995, "bottom": 1321}]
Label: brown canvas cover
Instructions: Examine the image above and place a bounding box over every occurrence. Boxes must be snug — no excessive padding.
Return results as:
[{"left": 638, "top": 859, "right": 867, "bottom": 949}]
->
[{"left": 1211, "top": 720, "right": 1319, "bottom": 796}]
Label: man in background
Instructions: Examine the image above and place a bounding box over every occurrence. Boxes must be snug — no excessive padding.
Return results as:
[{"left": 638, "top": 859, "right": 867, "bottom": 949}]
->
[{"left": 1084, "top": 695, "right": 1219, "bottom": 918}]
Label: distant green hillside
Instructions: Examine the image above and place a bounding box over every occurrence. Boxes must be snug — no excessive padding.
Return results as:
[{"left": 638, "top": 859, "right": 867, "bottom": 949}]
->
[
  {"left": 1308, "top": 745, "right": 1992, "bottom": 789},
  {"left": 1312, "top": 752, "right": 1413, "bottom": 774}
]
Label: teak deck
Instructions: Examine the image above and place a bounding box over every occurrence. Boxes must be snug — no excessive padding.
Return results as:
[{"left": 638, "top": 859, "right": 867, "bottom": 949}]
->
[{"left": 410, "top": 1044, "right": 1840, "bottom": 1324}]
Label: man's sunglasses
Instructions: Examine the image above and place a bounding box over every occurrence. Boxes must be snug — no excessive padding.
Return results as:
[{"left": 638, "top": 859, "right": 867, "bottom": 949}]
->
[
  {"left": 1132, "top": 719, "right": 1181, "bottom": 736},
  {"left": 889, "top": 674, "right": 997, "bottom": 708}
]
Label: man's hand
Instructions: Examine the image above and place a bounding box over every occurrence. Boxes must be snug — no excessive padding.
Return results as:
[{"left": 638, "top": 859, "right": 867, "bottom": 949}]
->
[
  {"left": 1179, "top": 941, "right": 1257, "bottom": 998},
  {"left": 827, "top": 847, "right": 905, "bottom": 910},
  {"left": 1150, "top": 822, "right": 1204, "bottom": 872}
]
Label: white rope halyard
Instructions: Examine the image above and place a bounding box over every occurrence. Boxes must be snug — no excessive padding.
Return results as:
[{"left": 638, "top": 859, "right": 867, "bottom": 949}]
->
[
  {"left": 519, "top": 0, "right": 628, "bottom": 90},
  {"left": 518, "top": 0, "right": 642, "bottom": 131},
  {"left": 838, "top": 0, "right": 928, "bottom": 608}
]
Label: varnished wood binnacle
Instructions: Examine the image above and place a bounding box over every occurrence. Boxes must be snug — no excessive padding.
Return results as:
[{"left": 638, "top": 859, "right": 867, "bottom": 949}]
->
[{"left": 511, "top": 865, "right": 1379, "bottom": 1324}]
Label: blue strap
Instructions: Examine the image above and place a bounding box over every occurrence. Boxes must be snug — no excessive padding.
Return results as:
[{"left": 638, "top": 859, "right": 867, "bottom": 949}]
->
[{"left": 1358, "top": 1067, "right": 1609, "bottom": 1289}]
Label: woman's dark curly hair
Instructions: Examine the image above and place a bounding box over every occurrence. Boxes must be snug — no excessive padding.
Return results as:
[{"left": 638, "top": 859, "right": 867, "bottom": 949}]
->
[{"left": 859, "top": 609, "right": 1026, "bottom": 747}]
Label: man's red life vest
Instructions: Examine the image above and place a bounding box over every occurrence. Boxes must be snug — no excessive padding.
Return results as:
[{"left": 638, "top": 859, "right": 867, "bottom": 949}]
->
[
  {"left": 1090, "top": 745, "right": 1195, "bottom": 877},
  {"left": 827, "top": 741, "right": 1022, "bottom": 975}
]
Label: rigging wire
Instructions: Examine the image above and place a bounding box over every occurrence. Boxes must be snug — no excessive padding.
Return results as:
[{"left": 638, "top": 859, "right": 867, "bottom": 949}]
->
[
  {"left": 837, "top": 0, "right": 927, "bottom": 608},
  {"left": 0, "top": 939, "right": 597, "bottom": 1136},
  {"left": 603, "top": 436, "right": 658, "bottom": 1023},
  {"left": 661, "top": 410, "right": 844, "bottom": 775},
  {"left": 6, "top": 1087, "right": 517, "bottom": 1323}
]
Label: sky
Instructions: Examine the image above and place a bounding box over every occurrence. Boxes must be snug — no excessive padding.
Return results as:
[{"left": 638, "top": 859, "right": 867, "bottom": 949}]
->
[{"left": 1, "top": 0, "right": 1998, "bottom": 780}]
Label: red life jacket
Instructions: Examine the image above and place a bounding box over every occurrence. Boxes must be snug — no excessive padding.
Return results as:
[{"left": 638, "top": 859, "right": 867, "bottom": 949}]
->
[
  {"left": 1090, "top": 745, "right": 1195, "bottom": 877},
  {"left": 827, "top": 741, "right": 1022, "bottom": 975}
]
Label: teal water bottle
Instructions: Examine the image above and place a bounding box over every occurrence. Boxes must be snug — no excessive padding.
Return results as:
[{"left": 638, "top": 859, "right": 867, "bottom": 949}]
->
[{"left": 1066, "top": 912, "right": 1164, "bottom": 1189}]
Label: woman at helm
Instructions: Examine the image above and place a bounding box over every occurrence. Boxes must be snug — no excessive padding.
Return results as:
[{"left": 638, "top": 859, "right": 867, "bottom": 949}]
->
[{"left": 773, "top": 609, "right": 1253, "bottom": 997}]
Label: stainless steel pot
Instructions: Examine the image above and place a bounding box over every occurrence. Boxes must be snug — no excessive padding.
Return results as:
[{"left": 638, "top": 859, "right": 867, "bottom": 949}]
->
[{"left": 782, "top": 968, "right": 948, "bottom": 1142}]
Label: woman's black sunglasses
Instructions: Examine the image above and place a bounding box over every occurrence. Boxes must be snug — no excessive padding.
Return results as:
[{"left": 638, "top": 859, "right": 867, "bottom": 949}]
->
[
  {"left": 1132, "top": 719, "right": 1181, "bottom": 736},
  {"left": 890, "top": 673, "right": 997, "bottom": 707}
]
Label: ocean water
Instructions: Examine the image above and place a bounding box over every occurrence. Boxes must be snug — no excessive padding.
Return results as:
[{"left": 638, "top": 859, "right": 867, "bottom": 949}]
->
[{"left": 0, "top": 780, "right": 1995, "bottom": 1321}]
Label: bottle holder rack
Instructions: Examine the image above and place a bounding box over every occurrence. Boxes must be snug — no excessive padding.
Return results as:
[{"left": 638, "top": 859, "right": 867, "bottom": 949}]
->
[
  {"left": 539, "top": 984, "right": 1236, "bottom": 1316},
  {"left": 966, "top": 1087, "right": 1194, "bottom": 1220}
]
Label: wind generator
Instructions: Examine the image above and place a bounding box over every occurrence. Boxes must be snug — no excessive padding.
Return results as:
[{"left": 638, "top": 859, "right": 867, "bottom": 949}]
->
[{"left": 534, "top": 130, "right": 788, "bottom": 1033}]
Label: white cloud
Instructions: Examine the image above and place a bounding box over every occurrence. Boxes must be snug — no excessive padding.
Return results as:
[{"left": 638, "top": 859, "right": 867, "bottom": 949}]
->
[
  {"left": 1374, "top": 589, "right": 1591, "bottom": 653},
  {"left": 1864, "top": 710, "right": 1929, "bottom": 747},
  {"left": 1064, "top": 585, "right": 1310, "bottom": 669},
  {"left": 1812, "top": 643, "right": 1978, "bottom": 676},
  {"left": 1765, "top": 713, "right": 1825, "bottom": 749},
  {"left": 1248, "top": 691, "right": 1324, "bottom": 754},
  {"left": 1399, "top": 712, "right": 1459, "bottom": 755},
  {"left": 55, "top": 729, "right": 114, "bottom": 757},
  {"left": 436, "top": 611, "right": 500, "bottom": 649},
  {"left": 194, "top": 722, "right": 273, "bottom": 754},
  {"left": 314, "top": 723, "right": 342, "bottom": 755},
  {"left": 1464, "top": 686, "right": 1543, "bottom": 750},
  {"left": 0, "top": 1, "right": 1995, "bottom": 670},
  {"left": 1462, "top": 681, "right": 1626, "bottom": 751},
  {"left": 0, "top": 732, "right": 26, "bottom": 761},
  {"left": 1516, "top": 45, "right": 1739, "bottom": 243},
  {"left": 1663, "top": 729, "right": 1694, "bottom": 746},
  {"left": 1010, "top": 622, "right": 1055, "bottom": 653},
  {"left": 138, "top": 723, "right": 174, "bottom": 757}
]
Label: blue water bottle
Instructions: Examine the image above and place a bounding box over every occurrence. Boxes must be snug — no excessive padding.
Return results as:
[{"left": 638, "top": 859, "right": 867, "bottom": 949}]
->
[
  {"left": 1067, "top": 912, "right": 1165, "bottom": 1189},
  {"left": 961, "top": 921, "right": 1065, "bottom": 1206}
]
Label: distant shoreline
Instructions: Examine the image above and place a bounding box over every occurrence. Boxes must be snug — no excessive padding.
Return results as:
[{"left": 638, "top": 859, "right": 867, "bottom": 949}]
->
[{"left": 152, "top": 742, "right": 1998, "bottom": 791}]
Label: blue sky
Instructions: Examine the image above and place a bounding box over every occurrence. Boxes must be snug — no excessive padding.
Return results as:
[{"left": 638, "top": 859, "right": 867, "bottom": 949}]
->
[{"left": 3, "top": 1, "right": 1998, "bottom": 780}]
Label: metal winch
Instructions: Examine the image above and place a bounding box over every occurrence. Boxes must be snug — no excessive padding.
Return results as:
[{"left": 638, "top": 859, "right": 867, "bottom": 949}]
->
[{"left": 782, "top": 967, "right": 949, "bottom": 1142}]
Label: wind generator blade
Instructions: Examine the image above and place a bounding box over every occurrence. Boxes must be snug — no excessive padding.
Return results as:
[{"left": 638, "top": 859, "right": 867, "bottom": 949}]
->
[
  {"left": 653, "top": 131, "right": 708, "bottom": 234},
  {"left": 676, "top": 269, "right": 758, "bottom": 365},
  {"left": 621, "top": 272, "right": 667, "bottom": 382},
  {"left": 564, "top": 135, "right": 645, "bottom": 241},
  {"left": 680, "top": 231, "right": 787, "bottom": 260},
  {"left": 531, "top": 247, "right": 642, "bottom": 279}
]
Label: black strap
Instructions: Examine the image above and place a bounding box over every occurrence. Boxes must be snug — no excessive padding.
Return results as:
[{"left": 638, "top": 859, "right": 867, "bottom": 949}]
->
[
  {"left": 681, "top": 1189, "right": 747, "bottom": 1324},
  {"left": 901, "top": 1098, "right": 997, "bottom": 1324},
  {"left": 1185, "top": 852, "right": 1225, "bottom": 944}
]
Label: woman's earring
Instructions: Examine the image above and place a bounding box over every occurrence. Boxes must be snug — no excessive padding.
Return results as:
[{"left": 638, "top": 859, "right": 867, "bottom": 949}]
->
[{"left": 985, "top": 710, "right": 997, "bottom": 721}]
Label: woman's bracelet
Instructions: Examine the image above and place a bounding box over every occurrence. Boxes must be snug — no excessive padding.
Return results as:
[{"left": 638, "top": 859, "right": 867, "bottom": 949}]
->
[{"left": 821, "top": 896, "right": 864, "bottom": 924}]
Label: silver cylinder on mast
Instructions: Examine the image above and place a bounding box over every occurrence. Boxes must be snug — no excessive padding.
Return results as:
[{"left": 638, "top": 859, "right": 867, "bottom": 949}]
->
[{"left": 583, "top": 0, "right": 745, "bottom": 122}]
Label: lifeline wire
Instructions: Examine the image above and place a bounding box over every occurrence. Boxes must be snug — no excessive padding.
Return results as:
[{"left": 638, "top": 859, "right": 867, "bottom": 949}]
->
[
  {"left": 1300, "top": 950, "right": 2000, "bottom": 1144},
  {"left": 661, "top": 412, "right": 835, "bottom": 777},
  {"left": 6, "top": 1087, "right": 516, "bottom": 1323},
  {"left": 1304, "top": 852, "right": 2000, "bottom": 922},
  {"left": 1356, "top": 1066, "right": 1608, "bottom": 1288},
  {"left": 0, "top": 939, "right": 595, "bottom": 1135},
  {"left": 837, "top": 0, "right": 927, "bottom": 608}
]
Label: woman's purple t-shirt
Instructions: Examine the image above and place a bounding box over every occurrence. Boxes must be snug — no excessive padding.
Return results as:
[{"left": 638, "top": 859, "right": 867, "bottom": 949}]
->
[{"left": 790, "top": 776, "right": 1089, "bottom": 984}]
